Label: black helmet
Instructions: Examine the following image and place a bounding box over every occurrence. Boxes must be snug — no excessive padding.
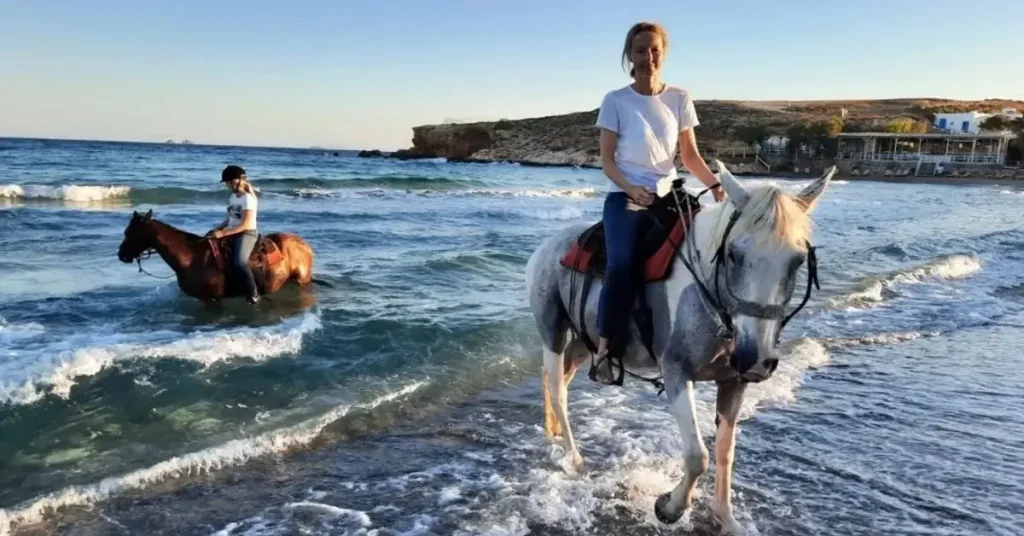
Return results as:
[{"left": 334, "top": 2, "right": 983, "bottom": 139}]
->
[{"left": 221, "top": 165, "right": 246, "bottom": 183}]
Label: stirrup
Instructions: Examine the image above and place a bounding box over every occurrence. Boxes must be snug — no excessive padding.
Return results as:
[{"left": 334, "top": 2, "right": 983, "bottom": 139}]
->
[{"left": 588, "top": 347, "right": 625, "bottom": 386}]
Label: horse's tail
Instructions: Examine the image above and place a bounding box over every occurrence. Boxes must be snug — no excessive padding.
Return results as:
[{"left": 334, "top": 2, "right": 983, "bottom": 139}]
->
[{"left": 311, "top": 277, "right": 334, "bottom": 288}]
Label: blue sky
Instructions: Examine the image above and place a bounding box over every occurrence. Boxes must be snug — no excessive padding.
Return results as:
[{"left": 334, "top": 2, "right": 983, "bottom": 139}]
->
[{"left": 1, "top": 0, "right": 1021, "bottom": 149}]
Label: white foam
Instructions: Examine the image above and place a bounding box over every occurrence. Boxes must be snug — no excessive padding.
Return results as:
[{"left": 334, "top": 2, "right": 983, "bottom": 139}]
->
[
  {"left": 451, "top": 339, "right": 828, "bottom": 535},
  {"left": 0, "top": 184, "right": 131, "bottom": 202},
  {"left": 0, "top": 313, "right": 322, "bottom": 405},
  {"left": 460, "top": 188, "right": 598, "bottom": 199},
  {"left": 0, "top": 381, "right": 426, "bottom": 536},
  {"left": 826, "top": 331, "right": 930, "bottom": 348},
  {"left": 887, "top": 254, "right": 981, "bottom": 285},
  {"left": 284, "top": 502, "right": 371, "bottom": 526},
  {"left": 0, "top": 317, "right": 44, "bottom": 343},
  {"left": 826, "top": 254, "right": 982, "bottom": 309}
]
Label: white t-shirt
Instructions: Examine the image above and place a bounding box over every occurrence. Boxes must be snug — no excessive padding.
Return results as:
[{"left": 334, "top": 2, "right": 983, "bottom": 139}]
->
[
  {"left": 595, "top": 84, "right": 700, "bottom": 193},
  {"left": 227, "top": 191, "right": 258, "bottom": 229}
]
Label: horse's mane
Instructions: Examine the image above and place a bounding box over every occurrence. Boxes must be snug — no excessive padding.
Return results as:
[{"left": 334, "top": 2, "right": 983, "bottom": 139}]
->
[
  {"left": 706, "top": 185, "right": 811, "bottom": 254},
  {"left": 147, "top": 217, "right": 204, "bottom": 242}
]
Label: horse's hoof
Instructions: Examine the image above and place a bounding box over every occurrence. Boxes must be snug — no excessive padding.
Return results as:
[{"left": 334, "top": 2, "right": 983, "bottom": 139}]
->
[
  {"left": 654, "top": 493, "right": 684, "bottom": 524},
  {"left": 719, "top": 520, "right": 745, "bottom": 536},
  {"left": 565, "top": 449, "right": 586, "bottom": 475}
]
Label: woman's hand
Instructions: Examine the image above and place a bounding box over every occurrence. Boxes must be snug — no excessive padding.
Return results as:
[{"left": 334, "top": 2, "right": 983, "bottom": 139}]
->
[
  {"left": 206, "top": 229, "right": 223, "bottom": 239},
  {"left": 711, "top": 185, "right": 727, "bottom": 203},
  {"left": 626, "top": 185, "right": 655, "bottom": 206}
]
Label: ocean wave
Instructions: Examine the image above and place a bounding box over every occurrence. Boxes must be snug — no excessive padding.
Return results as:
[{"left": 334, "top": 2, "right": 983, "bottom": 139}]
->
[
  {"left": 0, "top": 313, "right": 322, "bottom": 406},
  {"left": 459, "top": 187, "right": 599, "bottom": 199},
  {"left": 258, "top": 175, "right": 473, "bottom": 191},
  {"left": 822, "top": 331, "right": 934, "bottom": 349},
  {"left": 825, "top": 254, "right": 982, "bottom": 309},
  {"left": 0, "top": 381, "right": 426, "bottom": 536},
  {"left": 0, "top": 181, "right": 601, "bottom": 206},
  {"left": 0, "top": 184, "right": 131, "bottom": 202},
  {"left": 0, "top": 317, "right": 45, "bottom": 343}
]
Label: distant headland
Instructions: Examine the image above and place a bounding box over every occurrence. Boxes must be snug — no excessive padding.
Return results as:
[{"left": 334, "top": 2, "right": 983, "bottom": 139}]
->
[{"left": 359, "top": 98, "right": 1024, "bottom": 181}]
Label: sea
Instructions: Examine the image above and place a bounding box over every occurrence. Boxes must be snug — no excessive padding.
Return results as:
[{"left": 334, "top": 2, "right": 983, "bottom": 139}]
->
[{"left": 1, "top": 137, "right": 1022, "bottom": 536}]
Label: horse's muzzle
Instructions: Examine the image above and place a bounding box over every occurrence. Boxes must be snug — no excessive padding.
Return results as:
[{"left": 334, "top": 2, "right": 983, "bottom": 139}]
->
[{"left": 730, "top": 337, "right": 779, "bottom": 382}]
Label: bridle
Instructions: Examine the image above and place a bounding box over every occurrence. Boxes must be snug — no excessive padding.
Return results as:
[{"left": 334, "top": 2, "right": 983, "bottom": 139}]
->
[{"left": 666, "top": 184, "right": 820, "bottom": 370}]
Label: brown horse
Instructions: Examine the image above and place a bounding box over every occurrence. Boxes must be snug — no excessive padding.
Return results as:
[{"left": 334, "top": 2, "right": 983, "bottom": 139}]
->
[{"left": 117, "top": 209, "right": 315, "bottom": 302}]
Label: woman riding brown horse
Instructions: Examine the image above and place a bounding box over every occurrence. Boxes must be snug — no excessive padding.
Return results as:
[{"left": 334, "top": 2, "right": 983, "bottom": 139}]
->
[{"left": 117, "top": 209, "right": 314, "bottom": 303}]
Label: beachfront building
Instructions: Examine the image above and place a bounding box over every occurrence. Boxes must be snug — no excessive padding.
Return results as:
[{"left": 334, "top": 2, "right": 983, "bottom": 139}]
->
[
  {"left": 933, "top": 108, "right": 1022, "bottom": 134},
  {"left": 835, "top": 132, "right": 1016, "bottom": 176},
  {"left": 933, "top": 111, "right": 990, "bottom": 134},
  {"left": 755, "top": 134, "right": 789, "bottom": 156}
]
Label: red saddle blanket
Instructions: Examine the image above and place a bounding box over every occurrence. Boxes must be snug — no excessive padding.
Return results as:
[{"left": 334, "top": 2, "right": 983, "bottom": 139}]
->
[
  {"left": 209, "top": 235, "right": 283, "bottom": 273},
  {"left": 559, "top": 193, "right": 700, "bottom": 283}
]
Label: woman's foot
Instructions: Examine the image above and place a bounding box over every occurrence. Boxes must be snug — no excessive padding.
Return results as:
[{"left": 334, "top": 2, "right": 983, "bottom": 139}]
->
[{"left": 589, "top": 338, "right": 619, "bottom": 385}]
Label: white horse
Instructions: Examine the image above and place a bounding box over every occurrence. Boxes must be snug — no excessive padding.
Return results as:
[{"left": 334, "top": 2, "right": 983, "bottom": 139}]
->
[{"left": 525, "top": 162, "right": 834, "bottom": 534}]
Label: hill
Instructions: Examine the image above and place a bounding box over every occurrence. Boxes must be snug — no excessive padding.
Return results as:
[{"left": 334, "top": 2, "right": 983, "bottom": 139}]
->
[{"left": 380, "top": 98, "right": 1024, "bottom": 168}]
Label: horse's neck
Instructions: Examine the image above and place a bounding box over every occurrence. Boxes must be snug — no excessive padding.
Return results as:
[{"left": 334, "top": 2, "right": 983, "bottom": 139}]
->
[
  {"left": 149, "top": 220, "right": 200, "bottom": 272},
  {"left": 679, "top": 206, "right": 724, "bottom": 282}
]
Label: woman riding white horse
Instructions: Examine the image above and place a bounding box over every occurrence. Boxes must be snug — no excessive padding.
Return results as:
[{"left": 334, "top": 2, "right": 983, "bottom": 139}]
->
[
  {"left": 592, "top": 21, "right": 726, "bottom": 377},
  {"left": 527, "top": 155, "right": 834, "bottom": 534}
]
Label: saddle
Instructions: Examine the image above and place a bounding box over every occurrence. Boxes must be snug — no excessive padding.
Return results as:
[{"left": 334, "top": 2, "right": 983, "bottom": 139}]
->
[
  {"left": 560, "top": 180, "right": 702, "bottom": 282},
  {"left": 208, "top": 234, "right": 284, "bottom": 293},
  {"left": 560, "top": 179, "right": 704, "bottom": 389}
]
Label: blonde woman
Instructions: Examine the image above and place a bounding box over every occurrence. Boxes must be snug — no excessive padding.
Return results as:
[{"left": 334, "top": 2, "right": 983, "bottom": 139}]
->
[
  {"left": 593, "top": 21, "right": 725, "bottom": 374},
  {"left": 208, "top": 164, "right": 260, "bottom": 304}
]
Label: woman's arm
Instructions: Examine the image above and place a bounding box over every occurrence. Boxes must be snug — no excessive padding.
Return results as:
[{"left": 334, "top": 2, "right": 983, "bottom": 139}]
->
[
  {"left": 679, "top": 129, "right": 726, "bottom": 202},
  {"left": 601, "top": 129, "right": 653, "bottom": 205},
  {"left": 214, "top": 210, "right": 255, "bottom": 238}
]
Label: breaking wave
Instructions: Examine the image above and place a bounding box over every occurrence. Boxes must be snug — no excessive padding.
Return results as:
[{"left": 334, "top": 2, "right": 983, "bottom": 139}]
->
[
  {"left": 0, "top": 181, "right": 599, "bottom": 206},
  {"left": 825, "top": 254, "right": 982, "bottom": 309},
  {"left": 0, "top": 381, "right": 426, "bottom": 536},
  {"left": 0, "top": 313, "right": 322, "bottom": 406}
]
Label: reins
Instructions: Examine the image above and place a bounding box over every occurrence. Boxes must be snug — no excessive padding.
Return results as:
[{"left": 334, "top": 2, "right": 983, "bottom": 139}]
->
[
  {"left": 134, "top": 249, "right": 177, "bottom": 279},
  {"left": 131, "top": 236, "right": 215, "bottom": 280}
]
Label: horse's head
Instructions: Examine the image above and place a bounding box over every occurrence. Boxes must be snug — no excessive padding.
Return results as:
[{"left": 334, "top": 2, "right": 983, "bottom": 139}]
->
[
  {"left": 118, "top": 209, "right": 155, "bottom": 263},
  {"left": 703, "top": 161, "right": 833, "bottom": 382}
]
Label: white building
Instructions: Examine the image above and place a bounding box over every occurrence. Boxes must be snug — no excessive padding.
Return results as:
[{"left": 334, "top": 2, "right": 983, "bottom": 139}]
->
[
  {"left": 933, "top": 111, "right": 991, "bottom": 134},
  {"left": 935, "top": 108, "right": 1022, "bottom": 133}
]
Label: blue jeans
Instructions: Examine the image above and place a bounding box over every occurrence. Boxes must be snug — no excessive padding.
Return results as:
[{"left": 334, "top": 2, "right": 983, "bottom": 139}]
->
[
  {"left": 232, "top": 230, "right": 259, "bottom": 298},
  {"left": 597, "top": 192, "right": 645, "bottom": 342}
]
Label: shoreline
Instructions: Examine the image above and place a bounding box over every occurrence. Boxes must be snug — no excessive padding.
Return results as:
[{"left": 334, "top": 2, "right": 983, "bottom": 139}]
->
[
  {"left": 831, "top": 174, "right": 1024, "bottom": 188},
  {"left": 357, "top": 152, "right": 1024, "bottom": 188}
]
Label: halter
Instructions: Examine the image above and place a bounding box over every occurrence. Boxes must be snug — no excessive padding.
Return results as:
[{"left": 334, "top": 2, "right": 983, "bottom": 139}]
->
[{"left": 669, "top": 184, "right": 820, "bottom": 369}]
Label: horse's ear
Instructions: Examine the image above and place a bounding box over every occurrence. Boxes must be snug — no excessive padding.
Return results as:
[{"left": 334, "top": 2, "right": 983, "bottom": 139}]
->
[
  {"left": 144, "top": 209, "right": 153, "bottom": 220},
  {"left": 132, "top": 210, "right": 139, "bottom": 219},
  {"left": 713, "top": 159, "right": 749, "bottom": 211},
  {"left": 796, "top": 165, "right": 836, "bottom": 212}
]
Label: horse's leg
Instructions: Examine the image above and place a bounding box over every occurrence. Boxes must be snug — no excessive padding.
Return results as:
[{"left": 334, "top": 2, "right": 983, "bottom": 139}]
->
[
  {"left": 543, "top": 346, "right": 584, "bottom": 473},
  {"left": 553, "top": 338, "right": 591, "bottom": 457},
  {"left": 562, "top": 337, "right": 591, "bottom": 385},
  {"left": 713, "top": 379, "right": 747, "bottom": 535},
  {"left": 655, "top": 378, "right": 708, "bottom": 524},
  {"left": 544, "top": 339, "right": 587, "bottom": 438}
]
